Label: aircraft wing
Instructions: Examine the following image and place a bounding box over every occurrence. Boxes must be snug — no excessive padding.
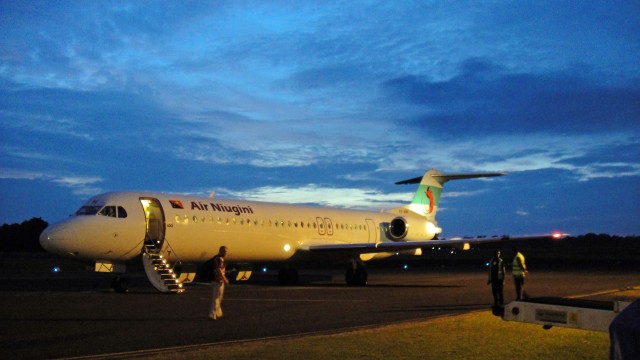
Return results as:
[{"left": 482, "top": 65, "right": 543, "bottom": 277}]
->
[{"left": 306, "top": 233, "right": 566, "bottom": 254}]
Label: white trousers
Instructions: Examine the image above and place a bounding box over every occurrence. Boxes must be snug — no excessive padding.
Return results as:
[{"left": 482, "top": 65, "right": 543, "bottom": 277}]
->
[{"left": 210, "top": 282, "right": 225, "bottom": 319}]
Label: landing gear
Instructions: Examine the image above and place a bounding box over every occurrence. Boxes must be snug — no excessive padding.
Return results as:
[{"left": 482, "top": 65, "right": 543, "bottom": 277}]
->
[
  {"left": 112, "top": 276, "right": 129, "bottom": 293},
  {"left": 345, "top": 258, "right": 368, "bottom": 286},
  {"left": 277, "top": 267, "right": 299, "bottom": 285}
]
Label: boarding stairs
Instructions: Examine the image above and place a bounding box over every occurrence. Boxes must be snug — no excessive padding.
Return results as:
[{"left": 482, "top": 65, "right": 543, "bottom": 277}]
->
[{"left": 142, "top": 241, "right": 185, "bottom": 294}]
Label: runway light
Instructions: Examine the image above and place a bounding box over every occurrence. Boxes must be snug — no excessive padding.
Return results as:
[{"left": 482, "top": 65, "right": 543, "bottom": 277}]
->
[
  {"left": 262, "top": 267, "right": 268, "bottom": 273},
  {"left": 52, "top": 266, "right": 61, "bottom": 273},
  {"left": 403, "top": 264, "right": 409, "bottom": 270}
]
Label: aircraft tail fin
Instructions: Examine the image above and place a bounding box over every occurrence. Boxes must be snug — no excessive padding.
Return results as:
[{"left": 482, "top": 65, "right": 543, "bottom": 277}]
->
[{"left": 395, "top": 169, "right": 505, "bottom": 219}]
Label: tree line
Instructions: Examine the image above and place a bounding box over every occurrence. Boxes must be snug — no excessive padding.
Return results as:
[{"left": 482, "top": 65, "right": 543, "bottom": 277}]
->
[
  {"left": 0, "top": 218, "right": 638, "bottom": 253},
  {"left": 0, "top": 218, "right": 48, "bottom": 252}
]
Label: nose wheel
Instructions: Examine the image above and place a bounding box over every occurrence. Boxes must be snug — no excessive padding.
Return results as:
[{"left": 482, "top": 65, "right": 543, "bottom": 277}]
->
[{"left": 112, "top": 276, "right": 129, "bottom": 293}]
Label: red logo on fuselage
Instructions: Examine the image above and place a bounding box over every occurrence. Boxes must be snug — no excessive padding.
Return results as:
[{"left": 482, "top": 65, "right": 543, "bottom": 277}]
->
[{"left": 169, "top": 200, "right": 184, "bottom": 209}]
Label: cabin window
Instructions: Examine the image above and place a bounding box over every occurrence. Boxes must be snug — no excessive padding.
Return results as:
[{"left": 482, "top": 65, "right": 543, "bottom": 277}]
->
[{"left": 117, "top": 206, "right": 128, "bottom": 218}]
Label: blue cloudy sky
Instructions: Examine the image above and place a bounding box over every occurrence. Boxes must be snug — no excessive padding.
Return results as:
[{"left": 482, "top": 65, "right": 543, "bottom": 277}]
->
[{"left": 1, "top": 1, "right": 639, "bottom": 236}]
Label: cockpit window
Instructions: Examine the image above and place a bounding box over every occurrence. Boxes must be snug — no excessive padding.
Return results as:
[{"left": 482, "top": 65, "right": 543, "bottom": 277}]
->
[
  {"left": 76, "top": 204, "right": 128, "bottom": 218},
  {"left": 75, "top": 205, "right": 102, "bottom": 216},
  {"left": 99, "top": 206, "right": 117, "bottom": 217}
]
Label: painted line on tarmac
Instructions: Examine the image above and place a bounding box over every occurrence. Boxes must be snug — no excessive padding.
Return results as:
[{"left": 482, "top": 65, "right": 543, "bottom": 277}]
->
[
  {"left": 569, "top": 284, "right": 640, "bottom": 299},
  {"left": 227, "top": 297, "right": 367, "bottom": 302}
]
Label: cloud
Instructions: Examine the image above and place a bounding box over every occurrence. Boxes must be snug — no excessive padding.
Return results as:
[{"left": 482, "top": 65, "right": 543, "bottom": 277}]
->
[
  {"left": 208, "top": 180, "right": 494, "bottom": 213},
  {"left": 0, "top": 169, "right": 45, "bottom": 181},
  {"left": 217, "top": 185, "right": 413, "bottom": 211},
  {"left": 0, "top": 1, "right": 638, "bottom": 233},
  {"left": 0, "top": 168, "right": 103, "bottom": 196},
  {"left": 382, "top": 59, "right": 640, "bottom": 136}
]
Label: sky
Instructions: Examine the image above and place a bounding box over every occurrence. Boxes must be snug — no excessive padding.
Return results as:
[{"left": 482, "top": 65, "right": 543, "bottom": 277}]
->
[{"left": 1, "top": 1, "right": 639, "bottom": 236}]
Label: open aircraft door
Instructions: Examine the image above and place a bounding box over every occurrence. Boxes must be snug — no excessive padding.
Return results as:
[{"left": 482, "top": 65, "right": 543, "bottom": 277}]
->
[
  {"left": 140, "top": 198, "right": 165, "bottom": 248},
  {"left": 139, "top": 198, "right": 184, "bottom": 293}
]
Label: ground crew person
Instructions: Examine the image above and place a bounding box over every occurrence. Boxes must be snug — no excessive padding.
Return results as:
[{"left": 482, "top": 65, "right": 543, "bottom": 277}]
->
[
  {"left": 487, "top": 250, "right": 505, "bottom": 306},
  {"left": 210, "top": 245, "right": 229, "bottom": 320},
  {"left": 512, "top": 246, "right": 528, "bottom": 300}
]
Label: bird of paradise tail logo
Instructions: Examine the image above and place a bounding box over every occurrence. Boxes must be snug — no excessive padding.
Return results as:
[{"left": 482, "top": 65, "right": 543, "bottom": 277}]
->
[{"left": 417, "top": 185, "right": 442, "bottom": 216}]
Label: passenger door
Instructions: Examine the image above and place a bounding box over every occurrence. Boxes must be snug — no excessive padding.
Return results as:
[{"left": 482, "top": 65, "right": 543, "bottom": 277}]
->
[{"left": 140, "top": 198, "right": 165, "bottom": 248}]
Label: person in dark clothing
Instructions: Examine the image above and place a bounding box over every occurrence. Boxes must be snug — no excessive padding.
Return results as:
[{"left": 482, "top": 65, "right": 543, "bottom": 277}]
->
[
  {"left": 209, "top": 246, "right": 229, "bottom": 320},
  {"left": 487, "top": 250, "right": 506, "bottom": 306}
]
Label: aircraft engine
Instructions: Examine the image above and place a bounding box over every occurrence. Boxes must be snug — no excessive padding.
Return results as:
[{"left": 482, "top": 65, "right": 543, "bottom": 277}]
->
[
  {"left": 385, "top": 216, "right": 439, "bottom": 241},
  {"left": 388, "top": 217, "right": 409, "bottom": 240}
]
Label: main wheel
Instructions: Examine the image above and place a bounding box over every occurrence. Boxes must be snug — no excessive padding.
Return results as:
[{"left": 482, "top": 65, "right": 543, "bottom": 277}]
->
[
  {"left": 345, "top": 267, "right": 367, "bottom": 286},
  {"left": 277, "top": 268, "right": 299, "bottom": 285}
]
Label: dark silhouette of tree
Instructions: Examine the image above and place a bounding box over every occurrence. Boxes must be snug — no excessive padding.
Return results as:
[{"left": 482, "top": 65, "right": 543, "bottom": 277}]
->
[{"left": 0, "top": 218, "right": 48, "bottom": 252}]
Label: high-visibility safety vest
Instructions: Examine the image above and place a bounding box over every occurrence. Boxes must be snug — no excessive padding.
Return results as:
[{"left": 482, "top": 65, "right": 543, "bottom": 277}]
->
[{"left": 512, "top": 252, "right": 526, "bottom": 277}]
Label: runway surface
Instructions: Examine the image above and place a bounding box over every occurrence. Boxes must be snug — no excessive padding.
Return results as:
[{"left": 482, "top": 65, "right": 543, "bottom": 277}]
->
[{"left": 2, "top": 253, "right": 639, "bottom": 359}]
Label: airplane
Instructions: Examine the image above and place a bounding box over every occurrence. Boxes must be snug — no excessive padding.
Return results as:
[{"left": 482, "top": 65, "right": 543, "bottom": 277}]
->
[{"left": 39, "top": 168, "right": 564, "bottom": 293}]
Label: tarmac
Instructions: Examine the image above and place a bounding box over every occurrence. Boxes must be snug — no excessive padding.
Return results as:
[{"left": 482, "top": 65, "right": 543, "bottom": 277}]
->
[{"left": 1, "top": 253, "right": 639, "bottom": 359}]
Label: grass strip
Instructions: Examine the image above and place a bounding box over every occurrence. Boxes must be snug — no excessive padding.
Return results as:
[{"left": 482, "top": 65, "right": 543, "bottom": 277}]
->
[{"left": 155, "top": 311, "right": 608, "bottom": 360}]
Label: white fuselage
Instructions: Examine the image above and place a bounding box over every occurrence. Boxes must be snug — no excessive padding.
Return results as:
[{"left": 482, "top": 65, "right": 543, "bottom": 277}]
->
[{"left": 40, "top": 191, "right": 434, "bottom": 265}]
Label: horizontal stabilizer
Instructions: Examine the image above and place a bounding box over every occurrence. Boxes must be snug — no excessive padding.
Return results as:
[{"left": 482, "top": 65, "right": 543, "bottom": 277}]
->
[
  {"left": 395, "top": 171, "right": 505, "bottom": 185},
  {"left": 393, "top": 169, "right": 506, "bottom": 219}
]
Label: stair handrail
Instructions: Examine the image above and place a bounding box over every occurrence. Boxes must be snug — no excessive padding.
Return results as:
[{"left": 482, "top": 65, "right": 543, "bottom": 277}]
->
[
  {"left": 141, "top": 238, "right": 184, "bottom": 293},
  {"left": 158, "top": 237, "right": 183, "bottom": 270}
]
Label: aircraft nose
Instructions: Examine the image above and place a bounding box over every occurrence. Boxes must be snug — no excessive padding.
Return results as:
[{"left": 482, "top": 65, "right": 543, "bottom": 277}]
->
[{"left": 40, "top": 224, "right": 79, "bottom": 256}]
